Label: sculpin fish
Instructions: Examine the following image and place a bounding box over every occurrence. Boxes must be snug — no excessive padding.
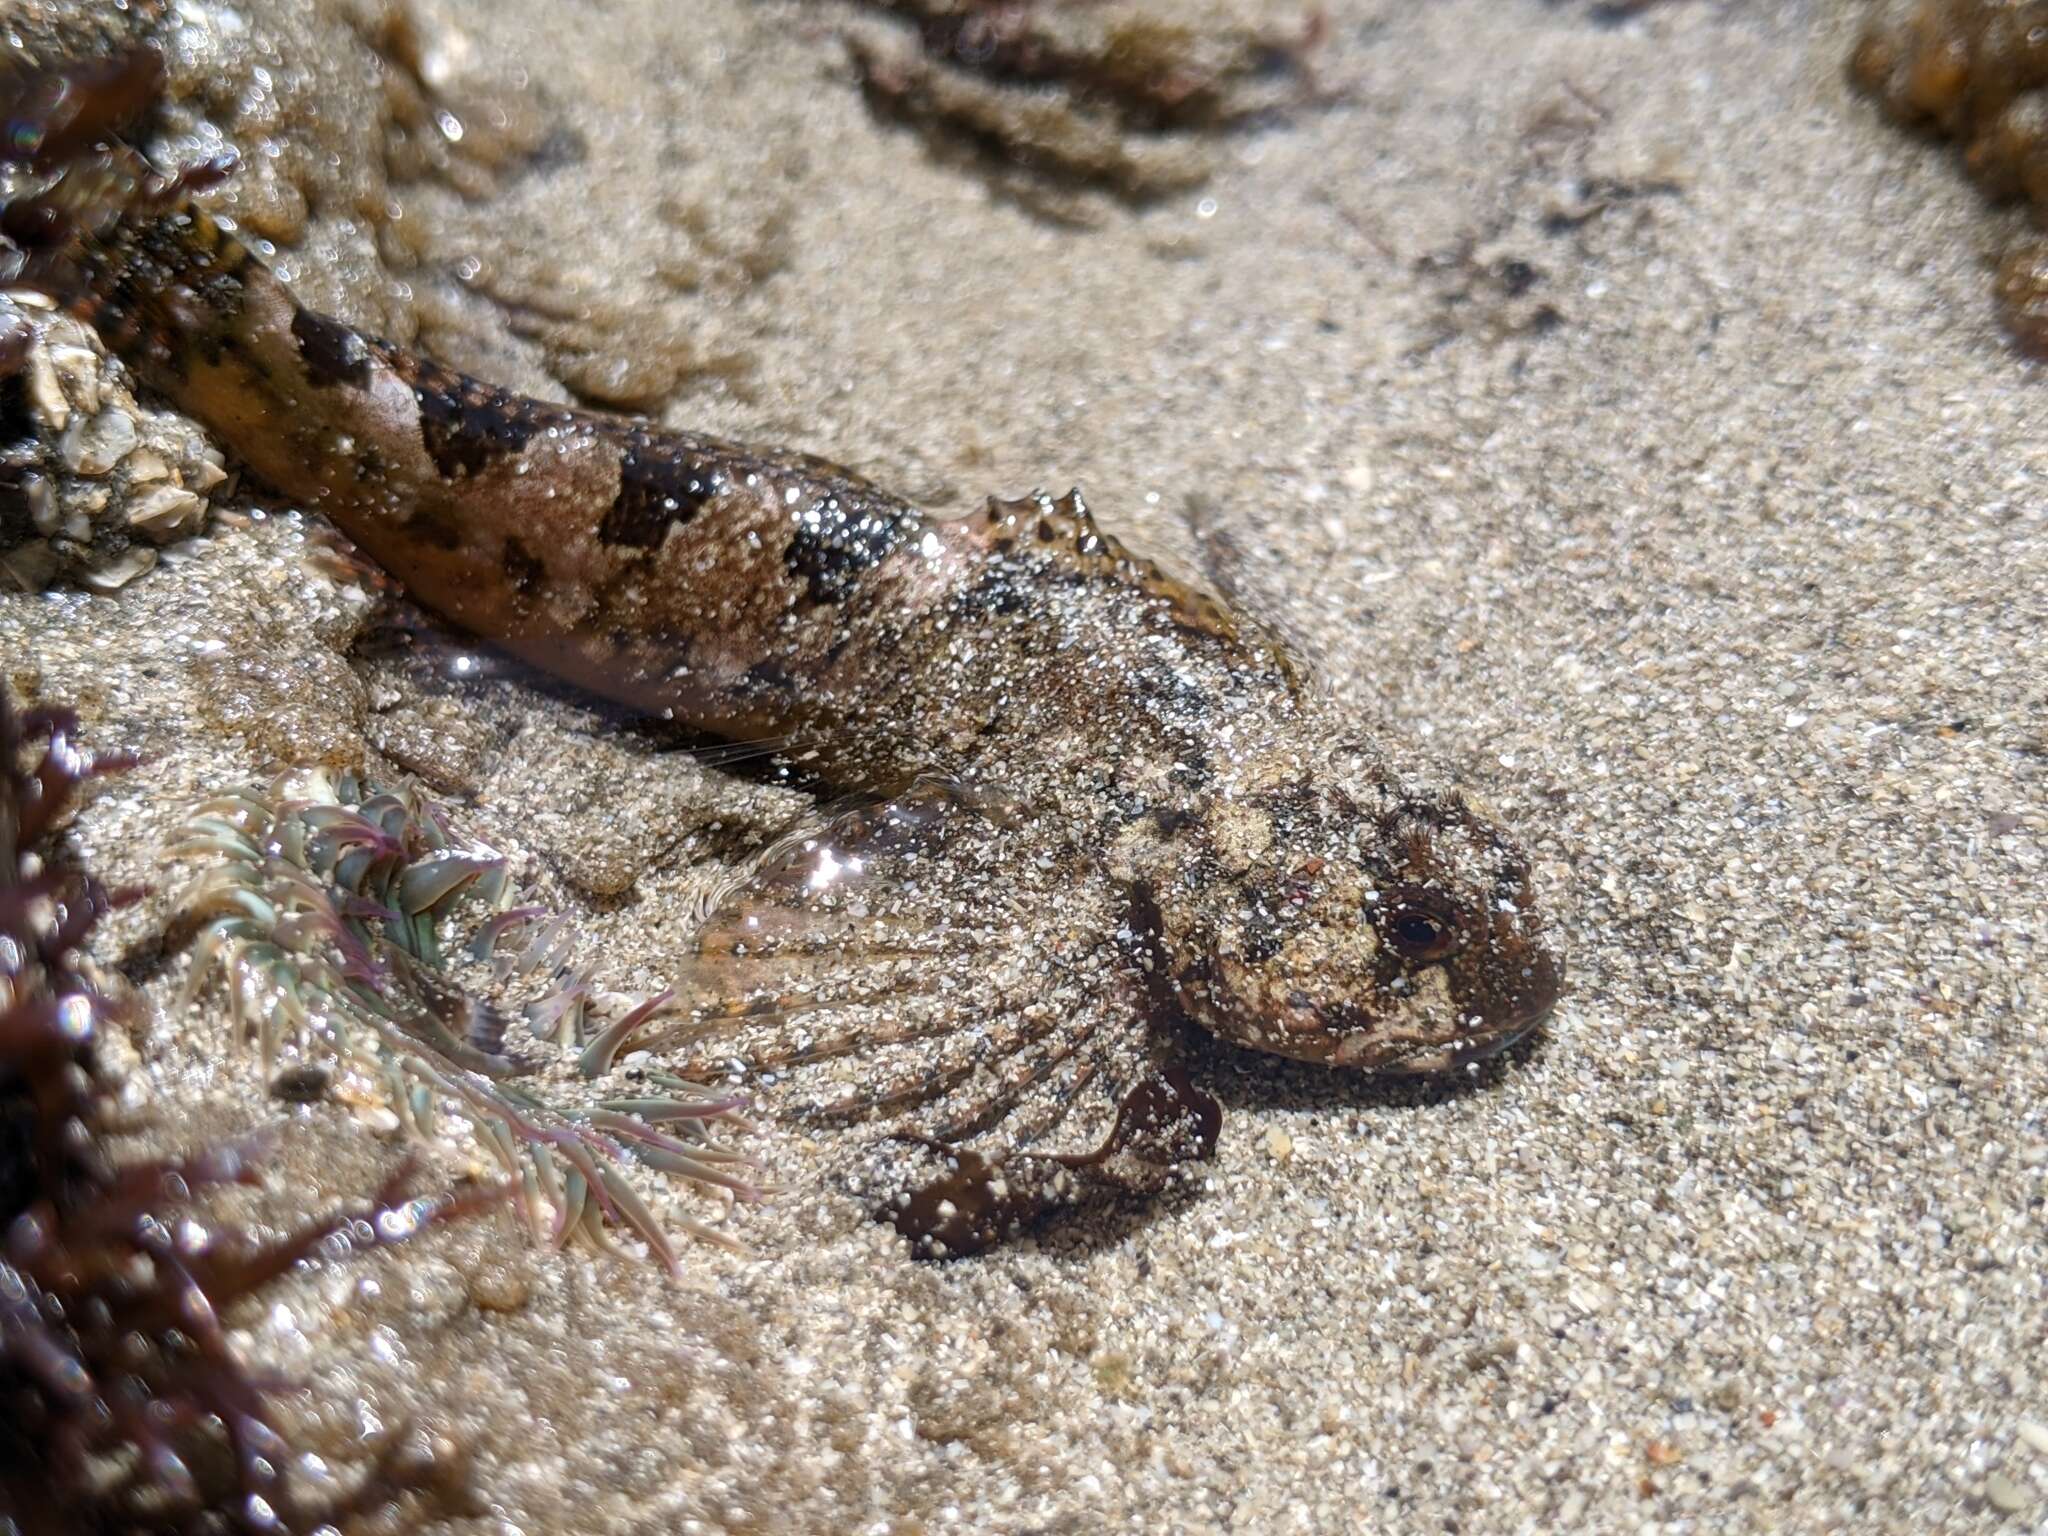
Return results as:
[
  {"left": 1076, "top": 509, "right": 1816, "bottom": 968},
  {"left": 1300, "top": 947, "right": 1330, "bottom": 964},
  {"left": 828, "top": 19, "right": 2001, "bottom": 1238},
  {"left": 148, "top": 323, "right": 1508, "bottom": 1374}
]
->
[{"left": 1, "top": 46, "right": 1561, "bottom": 1255}]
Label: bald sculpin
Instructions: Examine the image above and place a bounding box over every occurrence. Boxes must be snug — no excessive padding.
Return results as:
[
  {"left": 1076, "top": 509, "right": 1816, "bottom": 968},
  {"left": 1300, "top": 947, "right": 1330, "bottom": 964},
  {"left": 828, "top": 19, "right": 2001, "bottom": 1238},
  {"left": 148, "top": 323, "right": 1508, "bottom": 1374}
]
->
[{"left": 1, "top": 46, "right": 1560, "bottom": 1255}]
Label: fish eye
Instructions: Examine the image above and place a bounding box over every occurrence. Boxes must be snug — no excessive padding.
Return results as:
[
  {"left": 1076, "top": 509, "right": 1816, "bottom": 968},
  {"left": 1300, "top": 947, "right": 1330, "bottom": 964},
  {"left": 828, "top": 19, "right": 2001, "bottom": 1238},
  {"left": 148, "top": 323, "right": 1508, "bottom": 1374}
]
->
[{"left": 1381, "top": 889, "right": 1464, "bottom": 962}]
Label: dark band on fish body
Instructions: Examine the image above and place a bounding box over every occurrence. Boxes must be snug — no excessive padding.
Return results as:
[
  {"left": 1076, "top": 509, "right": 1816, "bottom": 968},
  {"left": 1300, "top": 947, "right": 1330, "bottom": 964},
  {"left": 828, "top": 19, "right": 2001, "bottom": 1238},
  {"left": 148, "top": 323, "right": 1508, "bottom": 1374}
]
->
[
  {"left": 290, "top": 307, "right": 372, "bottom": 388},
  {"left": 743, "top": 656, "right": 798, "bottom": 694},
  {"left": 349, "top": 443, "right": 389, "bottom": 487},
  {"left": 407, "top": 504, "right": 466, "bottom": 552},
  {"left": 598, "top": 436, "right": 717, "bottom": 549},
  {"left": 403, "top": 358, "right": 543, "bottom": 479},
  {"left": 952, "top": 562, "right": 1030, "bottom": 618},
  {"left": 783, "top": 495, "right": 921, "bottom": 604},
  {"left": 501, "top": 536, "right": 546, "bottom": 598}
]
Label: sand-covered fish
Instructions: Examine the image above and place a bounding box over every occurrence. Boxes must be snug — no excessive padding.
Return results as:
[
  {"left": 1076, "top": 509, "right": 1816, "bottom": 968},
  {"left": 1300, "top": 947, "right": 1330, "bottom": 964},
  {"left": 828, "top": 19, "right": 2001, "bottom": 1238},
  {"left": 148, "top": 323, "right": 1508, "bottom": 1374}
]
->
[{"left": 1, "top": 46, "right": 1560, "bottom": 1254}]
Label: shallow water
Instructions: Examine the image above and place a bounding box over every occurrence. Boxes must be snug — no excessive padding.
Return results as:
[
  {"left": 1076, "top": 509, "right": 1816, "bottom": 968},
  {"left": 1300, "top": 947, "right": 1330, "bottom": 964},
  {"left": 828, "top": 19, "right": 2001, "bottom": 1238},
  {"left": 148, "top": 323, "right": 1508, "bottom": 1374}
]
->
[{"left": 6, "top": 0, "right": 2046, "bottom": 1529}]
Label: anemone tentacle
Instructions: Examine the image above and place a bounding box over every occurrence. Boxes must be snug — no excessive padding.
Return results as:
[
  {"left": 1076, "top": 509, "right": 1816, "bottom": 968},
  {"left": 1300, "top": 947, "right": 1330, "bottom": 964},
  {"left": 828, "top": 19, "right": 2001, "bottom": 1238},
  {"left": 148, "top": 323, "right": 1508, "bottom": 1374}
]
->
[{"left": 169, "top": 766, "right": 764, "bottom": 1271}]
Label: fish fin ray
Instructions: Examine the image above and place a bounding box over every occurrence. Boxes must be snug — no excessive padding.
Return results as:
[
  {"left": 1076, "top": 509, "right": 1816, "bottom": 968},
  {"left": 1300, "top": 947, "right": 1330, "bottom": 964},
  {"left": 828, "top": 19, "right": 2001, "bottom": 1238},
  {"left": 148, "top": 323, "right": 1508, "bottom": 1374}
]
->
[{"left": 593, "top": 778, "right": 1157, "bottom": 1151}]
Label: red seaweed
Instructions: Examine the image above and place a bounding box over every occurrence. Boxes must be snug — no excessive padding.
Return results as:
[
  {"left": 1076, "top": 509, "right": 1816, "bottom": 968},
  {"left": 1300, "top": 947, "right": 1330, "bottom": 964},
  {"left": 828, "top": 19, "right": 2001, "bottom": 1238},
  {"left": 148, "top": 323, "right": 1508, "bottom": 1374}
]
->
[{"left": 0, "top": 683, "right": 476, "bottom": 1534}]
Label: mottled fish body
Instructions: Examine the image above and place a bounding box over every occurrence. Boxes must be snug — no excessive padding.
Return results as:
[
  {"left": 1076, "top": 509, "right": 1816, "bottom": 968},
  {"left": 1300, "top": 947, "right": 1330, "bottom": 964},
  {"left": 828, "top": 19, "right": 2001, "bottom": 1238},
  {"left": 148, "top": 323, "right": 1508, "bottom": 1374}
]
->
[{"left": 2, "top": 49, "right": 1562, "bottom": 1253}]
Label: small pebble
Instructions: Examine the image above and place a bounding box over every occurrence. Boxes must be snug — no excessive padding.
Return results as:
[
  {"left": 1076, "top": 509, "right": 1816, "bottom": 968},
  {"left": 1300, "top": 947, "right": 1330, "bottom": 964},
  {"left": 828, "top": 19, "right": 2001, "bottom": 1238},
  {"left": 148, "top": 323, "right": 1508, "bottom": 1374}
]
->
[
  {"left": 76, "top": 546, "right": 156, "bottom": 592},
  {"left": 185, "top": 449, "right": 229, "bottom": 491},
  {"left": 128, "top": 484, "right": 209, "bottom": 540},
  {"left": 361, "top": 1104, "right": 403, "bottom": 1135},
  {"left": 468, "top": 1258, "right": 534, "bottom": 1314},
  {"left": 124, "top": 449, "right": 172, "bottom": 483},
  {"left": 48, "top": 345, "right": 101, "bottom": 414},
  {"left": 24, "top": 474, "right": 58, "bottom": 537},
  {"left": 1984, "top": 1471, "right": 2029, "bottom": 1515},
  {"left": 394, "top": 1258, "right": 470, "bottom": 1331},
  {"left": 24, "top": 345, "right": 67, "bottom": 431}
]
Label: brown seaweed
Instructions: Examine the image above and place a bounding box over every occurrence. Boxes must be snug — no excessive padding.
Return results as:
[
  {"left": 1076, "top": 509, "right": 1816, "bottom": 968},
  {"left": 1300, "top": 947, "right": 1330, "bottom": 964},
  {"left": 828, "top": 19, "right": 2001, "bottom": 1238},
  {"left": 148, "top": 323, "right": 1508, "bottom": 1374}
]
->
[
  {"left": 1850, "top": 0, "right": 2048, "bottom": 356},
  {"left": 843, "top": 0, "right": 1325, "bottom": 218}
]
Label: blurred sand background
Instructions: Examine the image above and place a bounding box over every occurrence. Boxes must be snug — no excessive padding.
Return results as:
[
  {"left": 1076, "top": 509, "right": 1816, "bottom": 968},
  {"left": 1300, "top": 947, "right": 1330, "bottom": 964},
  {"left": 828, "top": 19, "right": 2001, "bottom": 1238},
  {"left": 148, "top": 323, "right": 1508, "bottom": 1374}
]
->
[{"left": 4, "top": 0, "right": 2045, "bottom": 1530}]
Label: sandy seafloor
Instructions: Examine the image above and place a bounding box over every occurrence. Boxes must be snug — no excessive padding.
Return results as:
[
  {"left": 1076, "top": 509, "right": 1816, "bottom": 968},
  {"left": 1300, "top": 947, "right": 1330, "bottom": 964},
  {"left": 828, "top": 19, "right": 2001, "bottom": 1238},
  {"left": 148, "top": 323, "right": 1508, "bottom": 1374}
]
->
[{"left": 5, "top": 0, "right": 2046, "bottom": 1530}]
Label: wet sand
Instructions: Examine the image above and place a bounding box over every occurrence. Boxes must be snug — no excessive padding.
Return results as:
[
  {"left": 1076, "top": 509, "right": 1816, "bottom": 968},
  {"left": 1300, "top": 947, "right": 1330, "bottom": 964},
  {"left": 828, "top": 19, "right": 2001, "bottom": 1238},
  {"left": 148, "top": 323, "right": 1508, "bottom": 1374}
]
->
[{"left": 5, "top": 0, "right": 2046, "bottom": 1530}]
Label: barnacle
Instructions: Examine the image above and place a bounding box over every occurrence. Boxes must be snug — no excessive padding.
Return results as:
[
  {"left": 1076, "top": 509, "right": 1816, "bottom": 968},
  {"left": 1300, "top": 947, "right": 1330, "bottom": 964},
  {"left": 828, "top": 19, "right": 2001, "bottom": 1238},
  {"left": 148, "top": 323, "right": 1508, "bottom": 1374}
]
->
[
  {"left": 169, "top": 767, "right": 764, "bottom": 1271},
  {"left": 0, "top": 294, "right": 228, "bottom": 594},
  {"left": 0, "top": 683, "right": 473, "bottom": 1534}
]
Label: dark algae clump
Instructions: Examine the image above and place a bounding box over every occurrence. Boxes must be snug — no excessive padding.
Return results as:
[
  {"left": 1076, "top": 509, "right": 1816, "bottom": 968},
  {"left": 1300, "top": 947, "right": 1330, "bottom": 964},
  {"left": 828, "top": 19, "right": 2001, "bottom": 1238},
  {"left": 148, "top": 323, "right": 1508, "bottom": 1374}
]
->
[
  {"left": 854, "top": 0, "right": 1320, "bottom": 131},
  {"left": 1850, "top": 0, "right": 2048, "bottom": 356},
  {"left": 0, "top": 683, "right": 477, "bottom": 1534},
  {"left": 844, "top": 0, "right": 1326, "bottom": 221}
]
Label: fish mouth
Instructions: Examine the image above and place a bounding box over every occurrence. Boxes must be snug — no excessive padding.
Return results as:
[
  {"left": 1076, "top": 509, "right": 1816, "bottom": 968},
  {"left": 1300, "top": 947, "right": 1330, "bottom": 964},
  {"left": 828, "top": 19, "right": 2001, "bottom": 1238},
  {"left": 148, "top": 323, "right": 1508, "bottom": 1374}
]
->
[
  {"left": 1375, "top": 962, "right": 1564, "bottom": 1076},
  {"left": 1205, "top": 946, "right": 1564, "bottom": 1075}
]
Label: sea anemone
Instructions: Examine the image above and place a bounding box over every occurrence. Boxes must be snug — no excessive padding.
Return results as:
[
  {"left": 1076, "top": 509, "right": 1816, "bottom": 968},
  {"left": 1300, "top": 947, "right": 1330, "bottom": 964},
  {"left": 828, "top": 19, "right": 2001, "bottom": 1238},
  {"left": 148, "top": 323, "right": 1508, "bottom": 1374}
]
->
[
  {"left": 168, "top": 767, "right": 764, "bottom": 1272},
  {"left": 0, "top": 683, "right": 474, "bottom": 1534}
]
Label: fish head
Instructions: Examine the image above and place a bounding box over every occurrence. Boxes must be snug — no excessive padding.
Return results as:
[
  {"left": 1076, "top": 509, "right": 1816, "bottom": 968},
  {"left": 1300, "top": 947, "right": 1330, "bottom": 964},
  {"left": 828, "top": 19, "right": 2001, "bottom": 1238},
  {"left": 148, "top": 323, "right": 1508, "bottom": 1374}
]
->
[{"left": 1130, "top": 739, "right": 1562, "bottom": 1074}]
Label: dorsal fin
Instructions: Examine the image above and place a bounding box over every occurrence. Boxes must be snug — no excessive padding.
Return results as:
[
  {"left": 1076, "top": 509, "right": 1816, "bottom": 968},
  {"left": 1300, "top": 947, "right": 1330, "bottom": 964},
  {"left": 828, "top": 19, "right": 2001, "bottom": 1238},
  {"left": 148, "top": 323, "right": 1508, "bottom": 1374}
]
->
[
  {"left": 974, "top": 488, "right": 1303, "bottom": 693},
  {"left": 977, "top": 488, "right": 1248, "bottom": 643}
]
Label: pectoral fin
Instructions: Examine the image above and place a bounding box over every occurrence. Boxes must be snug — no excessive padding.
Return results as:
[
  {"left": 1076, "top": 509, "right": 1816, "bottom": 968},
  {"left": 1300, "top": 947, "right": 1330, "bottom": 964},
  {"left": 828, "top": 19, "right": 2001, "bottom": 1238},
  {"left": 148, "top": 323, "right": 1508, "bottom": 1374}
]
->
[
  {"left": 588, "top": 781, "right": 1155, "bottom": 1141},
  {"left": 875, "top": 1064, "right": 1221, "bottom": 1258}
]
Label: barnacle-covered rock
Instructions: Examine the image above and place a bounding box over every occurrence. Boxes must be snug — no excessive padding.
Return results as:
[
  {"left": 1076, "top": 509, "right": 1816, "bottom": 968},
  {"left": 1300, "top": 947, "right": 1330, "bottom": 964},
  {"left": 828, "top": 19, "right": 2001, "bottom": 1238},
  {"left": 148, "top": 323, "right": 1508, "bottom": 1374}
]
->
[
  {"left": 169, "top": 765, "right": 765, "bottom": 1272},
  {"left": 0, "top": 293, "right": 225, "bottom": 592}
]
